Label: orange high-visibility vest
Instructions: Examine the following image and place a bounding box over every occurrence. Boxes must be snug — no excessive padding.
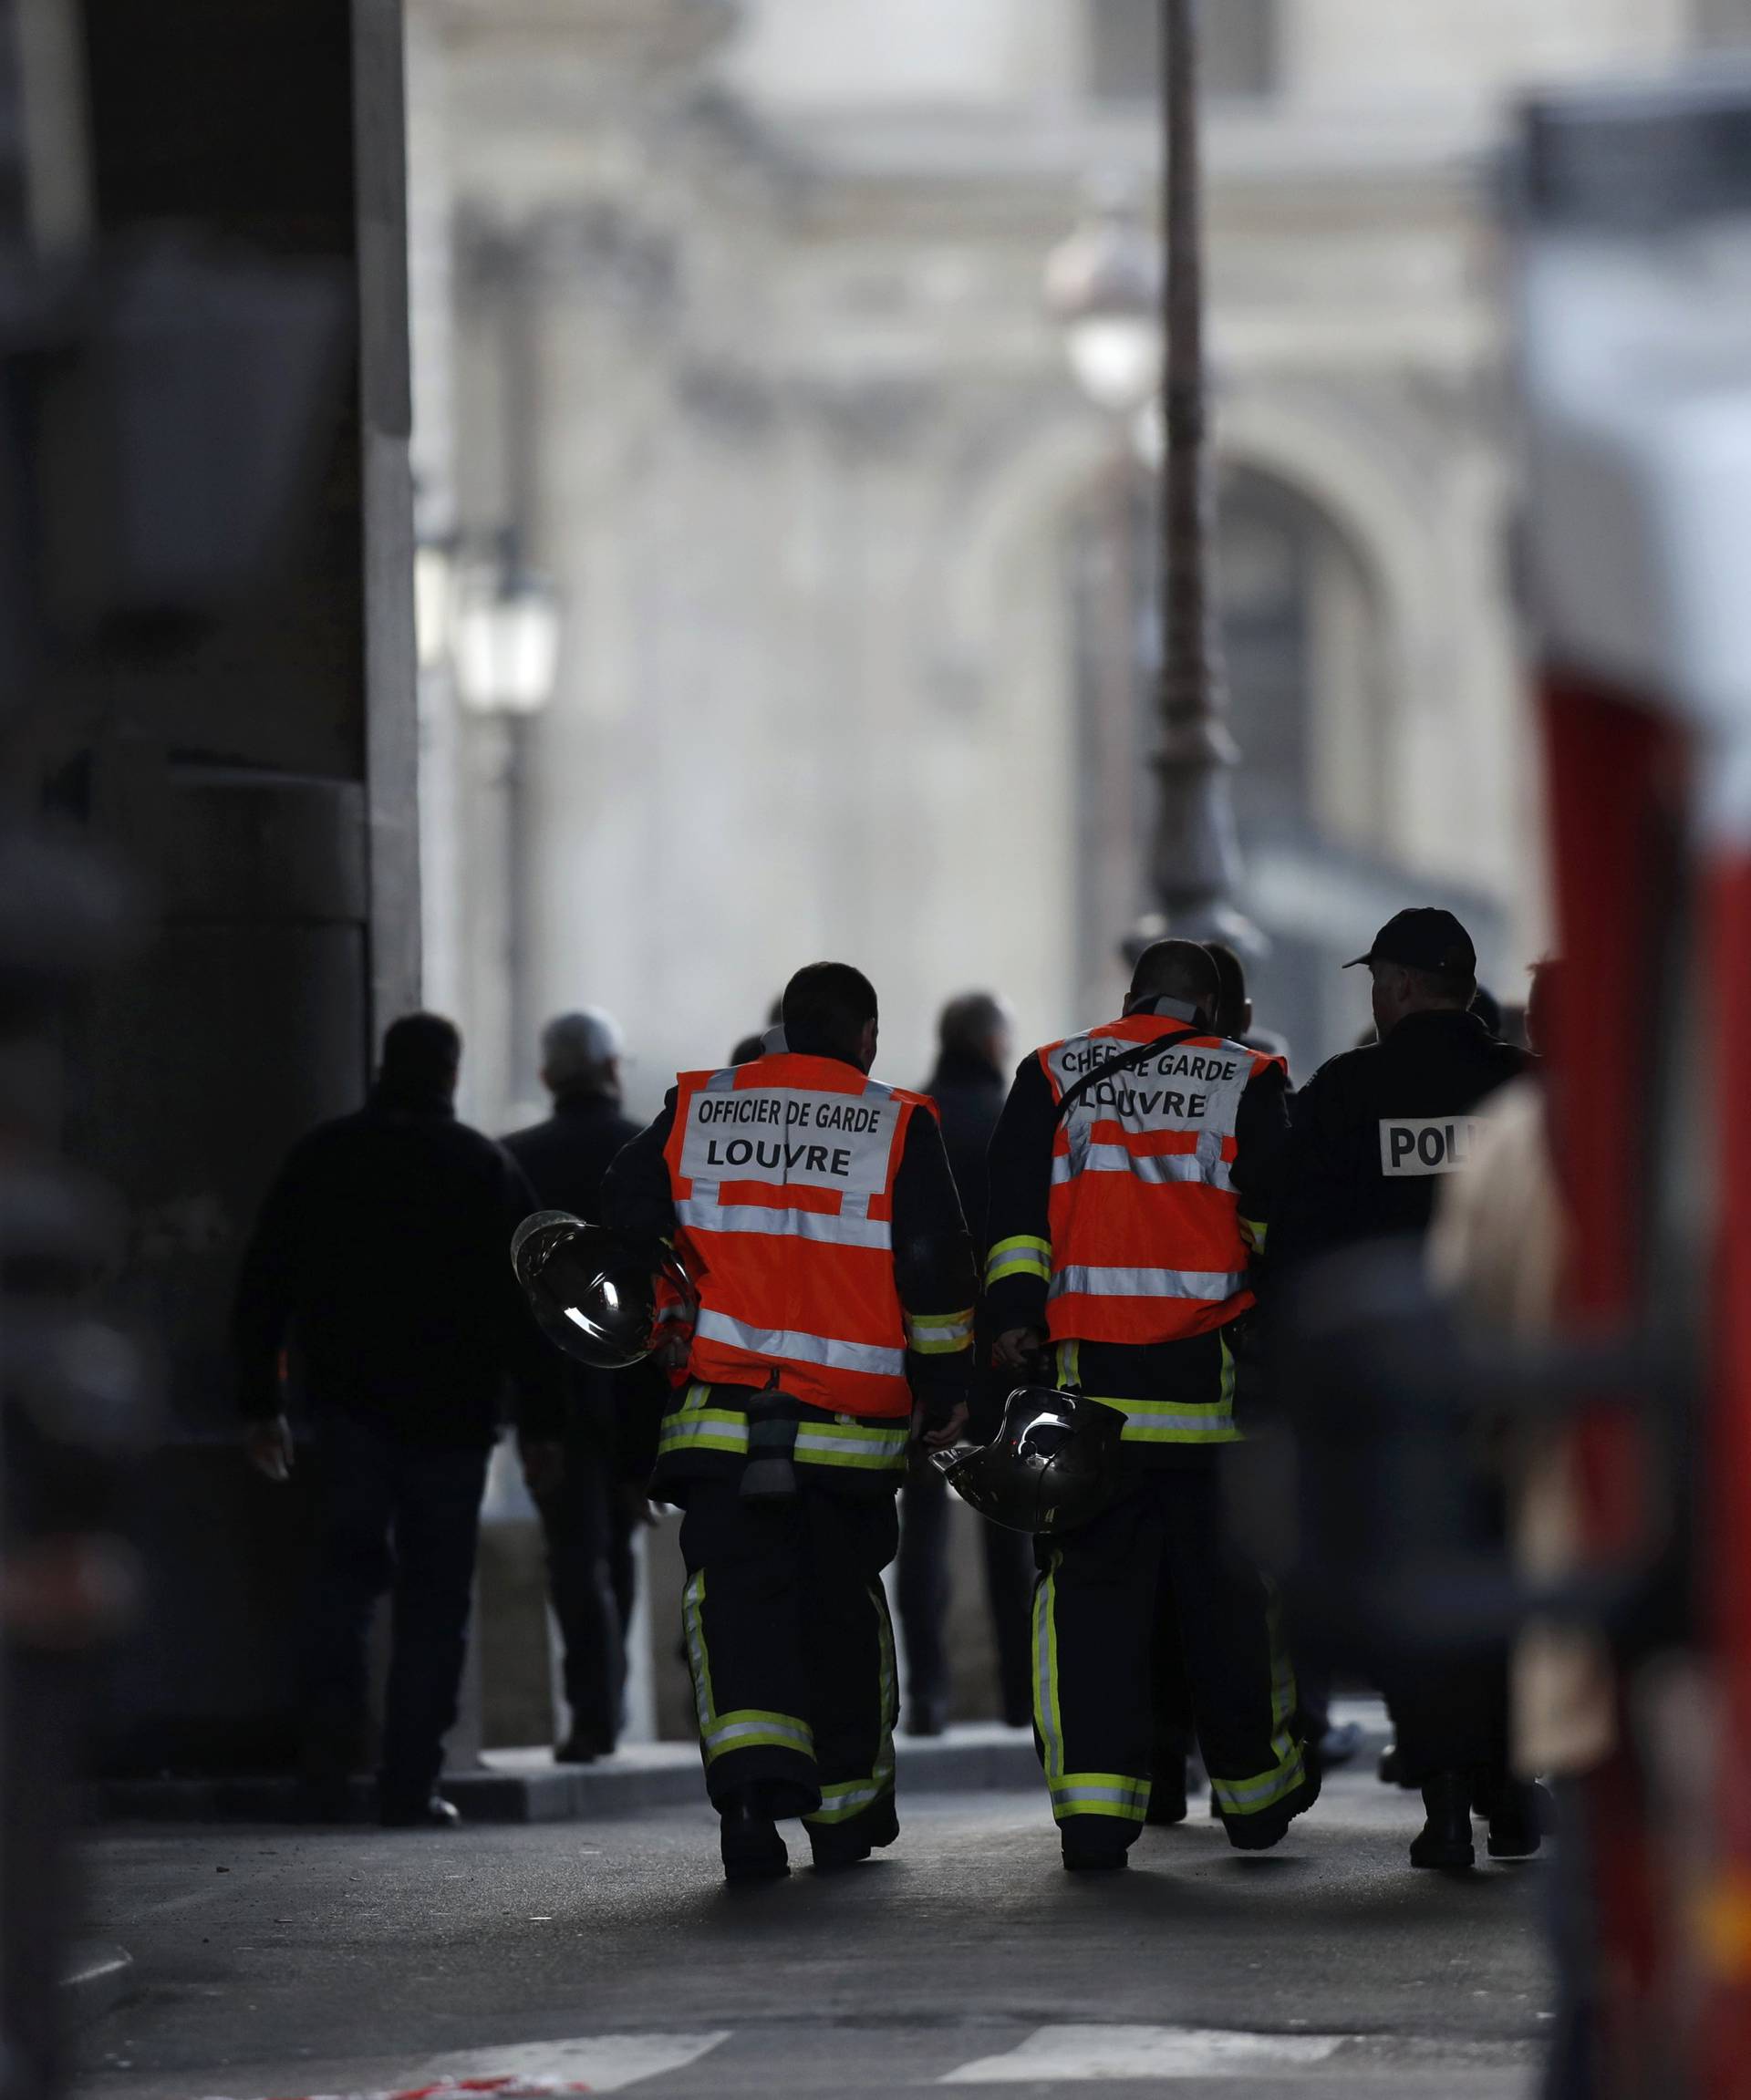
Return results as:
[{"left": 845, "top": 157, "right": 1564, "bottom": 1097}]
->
[
  {"left": 662, "top": 1053, "right": 931, "bottom": 1419},
  {"left": 1038, "top": 1015, "right": 1282, "bottom": 1347}
]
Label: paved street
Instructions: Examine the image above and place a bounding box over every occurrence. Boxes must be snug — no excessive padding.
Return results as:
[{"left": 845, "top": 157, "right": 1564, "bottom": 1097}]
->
[{"left": 77, "top": 1766, "right": 1552, "bottom": 2100}]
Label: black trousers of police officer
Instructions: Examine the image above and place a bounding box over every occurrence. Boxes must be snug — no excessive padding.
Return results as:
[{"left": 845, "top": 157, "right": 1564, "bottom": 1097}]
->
[
  {"left": 1034, "top": 1463, "right": 1312, "bottom": 1857},
  {"left": 679, "top": 1477, "right": 900, "bottom": 1851},
  {"left": 1374, "top": 1471, "right": 1512, "bottom": 1792}
]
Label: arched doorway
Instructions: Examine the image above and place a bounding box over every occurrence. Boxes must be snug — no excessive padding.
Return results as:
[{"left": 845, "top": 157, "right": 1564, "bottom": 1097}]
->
[{"left": 1064, "top": 455, "right": 1389, "bottom": 1058}]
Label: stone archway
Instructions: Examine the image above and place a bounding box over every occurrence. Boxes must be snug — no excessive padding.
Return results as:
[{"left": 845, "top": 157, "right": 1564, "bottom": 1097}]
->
[{"left": 927, "top": 390, "right": 1446, "bottom": 1033}]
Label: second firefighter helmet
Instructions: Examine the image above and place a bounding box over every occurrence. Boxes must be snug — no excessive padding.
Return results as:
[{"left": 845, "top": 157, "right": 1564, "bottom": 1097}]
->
[
  {"left": 511, "top": 1210, "right": 671, "bottom": 1371},
  {"left": 930, "top": 1383, "right": 1124, "bottom": 1536}
]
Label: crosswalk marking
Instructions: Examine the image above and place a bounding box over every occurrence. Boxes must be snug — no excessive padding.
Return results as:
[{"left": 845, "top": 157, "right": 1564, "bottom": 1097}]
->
[
  {"left": 939, "top": 2024, "right": 1348, "bottom": 2082},
  {"left": 424, "top": 2033, "right": 731, "bottom": 2094},
  {"left": 195, "top": 2031, "right": 731, "bottom": 2100}
]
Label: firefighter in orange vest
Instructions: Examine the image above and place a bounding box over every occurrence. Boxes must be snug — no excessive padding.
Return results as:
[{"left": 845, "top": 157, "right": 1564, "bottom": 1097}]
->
[
  {"left": 601, "top": 961, "right": 975, "bottom": 1884},
  {"left": 984, "top": 938, "right": 1317, "bottom": 1869}
]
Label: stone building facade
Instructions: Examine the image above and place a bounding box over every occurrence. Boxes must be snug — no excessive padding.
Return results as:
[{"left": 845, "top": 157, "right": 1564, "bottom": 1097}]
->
[{"left": 411, "top": 0, "right": 1746, "bottom": 1126}]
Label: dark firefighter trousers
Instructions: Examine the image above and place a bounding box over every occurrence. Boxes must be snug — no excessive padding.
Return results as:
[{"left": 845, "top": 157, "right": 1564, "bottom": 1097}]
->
[
  {"left": 678, "top": 1479, "right": 900, "bottom": 1846},
  {"left": 1032, "top": 1467, "right": 1309, "bottom": 1853}
]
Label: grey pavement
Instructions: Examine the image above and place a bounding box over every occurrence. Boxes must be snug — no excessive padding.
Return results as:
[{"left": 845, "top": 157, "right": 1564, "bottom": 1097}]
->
[
  {"left": 76, "top": 1766, "right": 1552, "bottom": 2100},
  {"left": 94, "top": 1724, "right": 1051, "bottom": 1828}
]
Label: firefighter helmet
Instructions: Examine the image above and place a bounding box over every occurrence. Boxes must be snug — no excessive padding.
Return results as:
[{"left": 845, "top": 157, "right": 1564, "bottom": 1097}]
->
[
  {"left": 511, "top": 1210, "right": 665, "bottom": 1371},
  {"left": 931, "top": 1383, "right": 1124, "bottom": 1536}
]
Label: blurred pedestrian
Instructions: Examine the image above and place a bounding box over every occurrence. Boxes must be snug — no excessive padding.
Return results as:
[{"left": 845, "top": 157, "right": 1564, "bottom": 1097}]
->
[
  {"left": 504, "top": 1009, "right": 645, "bottom": 1764},
  {"left": 898, "top": 993, "right": 1033, "bottom": 1734},
  {"left": 233, "top": 1013, "right": 563, "bottom": 1828},
  {"left": 1273, "top": 910, "right": 1532, "bottom": 1868},
  {"left": 986, "top": 940, "right": 1314, "bottom": 1869},
  {"left": 602, "top": 962, "right": 975, "bottom": 1883},
  {"left": 1471, "top": 983, "right": 1505, "bottom": 1039},
  {"left": 730, "top": 996, "right": 787, "bottom": 1065},
  {"left": 1205, "top": 940, "right": 1290, "bottom": 1063}
]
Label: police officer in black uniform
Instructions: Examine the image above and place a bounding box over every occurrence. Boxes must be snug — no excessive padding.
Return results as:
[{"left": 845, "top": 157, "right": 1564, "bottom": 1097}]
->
[{"left": 1273, "top": 907, "right": 1532, "bottom": 1868}]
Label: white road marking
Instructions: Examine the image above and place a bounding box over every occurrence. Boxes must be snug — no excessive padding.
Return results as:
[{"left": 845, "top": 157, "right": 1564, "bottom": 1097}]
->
[
  {"left": 940, "top": 2024, "right": 1349, "bottom": 2083},
  {"left": 425, "top": 2033, "right": 730, "bottom": 2093},
  {"left": 196, "top": 2029, "right": 731, "bottom": 2100}
]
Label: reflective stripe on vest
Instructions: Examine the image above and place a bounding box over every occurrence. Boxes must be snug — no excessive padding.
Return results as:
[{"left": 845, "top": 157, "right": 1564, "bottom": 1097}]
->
[
  {"left": 665, "top": 1054, "right": 923, "bottom": 1417},
  {"left": 693, "top": 1307, "right": 905, "bottom": 1381},
  {"left": 1051, "top": 1141, "right": 1233, "bottom": 1192},
  {"left": 1051, "top": 1264, "right": 1249, "bottom": 1302},
  {"left": 1039, "top": 1019, "right": 1280, "bottom": 1348},
  {"left": 674, "top": 1198, "right": 892, "bottom": 1250}
]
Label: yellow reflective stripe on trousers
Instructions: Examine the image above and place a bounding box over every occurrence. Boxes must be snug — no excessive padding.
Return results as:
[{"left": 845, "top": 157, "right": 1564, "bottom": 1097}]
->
[
  {"left": 659, "top": 1382, "right": 748, "bottom": 1459},
  {"left": 1211, "top": 1750, "right": 1305, "bottom": 1816},
  {"left": 682, "top": 1569, "right": 717, "bottom": 1743},
  {"left": 805, "top": 1583, "right": 897, "bottom": 1826},
  {"left": 1056, "top": 1332, "right": 1239, "bottom": 1446},
  {"left": 1212, "top": 1588, "right": 1306, "bottom": 1819},
  {"left": 1085, "top": 1393, "right": 1238, "bottom": 1444},
  {"left": 702, "top": 1709, "right": 815, "bottom": 1764},
  {"left": 906, "top": 1307, "right": 974, "bottom": 1356},
  {"left": 987, "top": 1234, "right": 1052, "bottom": 1288},
  {"left": 660, "top": 1387, "right": 907, "bottom": 1473},
  {"left": 1032, "top": 1548, "right": 1152, "bottom": 1822},
  {"left": 1032, "top": 1550, "right": 1065, "bottom": 1784},
  {"left": 1050, "top": 1772, "right": 1152, "bottom": 1823},
  {"left": 684, "top": 1566, "right": 815, "bottom": 1769},
  {"left": 793, "top": 1419, "right": 909, "bottom": 1473},
  {"left": 658, "top": 1409, "right": 751, "bottom": 1457}
]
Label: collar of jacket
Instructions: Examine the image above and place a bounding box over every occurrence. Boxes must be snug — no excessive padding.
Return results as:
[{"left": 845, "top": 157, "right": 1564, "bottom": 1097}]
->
[
  {"left": 1383, "top": 1008, "right": 1491, "bottom": 1047},
  {"left": 368, "top": 1082, "right": 456, "bottom": 1119},
  {"left": 554, "top": 1085, "right": 622, "bottom": 1116},
  {"left": 1127, "top": 994, "right": 1204, "bottom": 1026},
  {"left": 927, "top": 1046, "right": 1003, "bottom": 1091}
]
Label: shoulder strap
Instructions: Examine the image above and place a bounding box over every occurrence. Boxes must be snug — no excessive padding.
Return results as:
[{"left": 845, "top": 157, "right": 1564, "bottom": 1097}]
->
[{"left": 1052, "top": 1028, "right": 1199, "bottom": 1129}]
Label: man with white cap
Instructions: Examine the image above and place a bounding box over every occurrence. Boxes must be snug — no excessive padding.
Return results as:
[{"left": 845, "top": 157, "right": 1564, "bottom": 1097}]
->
[{"left": 505, "top": 1009, "right": 641, "bottom": 1763}]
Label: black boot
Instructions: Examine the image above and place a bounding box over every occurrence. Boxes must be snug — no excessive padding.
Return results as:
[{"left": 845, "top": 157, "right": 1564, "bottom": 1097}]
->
[
  {"left": 380, "top": 1792, "right": 461, "bottom": 1830},
  {"left": 1220, "top": 1756, "right": 1322, "bottom": 1853},
  {"left": 719, "top": 1795, "right": 789, "bottom": 1885},
  {"left": 1062, "top": 1836, "right": 1129, "bottom": 1872},
  {"left": 1409, "top": 1771, "right": 1476, "bottom": 1869},
  {"left": 808, "top": 1792, "right": 897, "bottom": 1873},
  {"left": 1483, "top": 1778, "right": 1547, "bottom": 1860}
]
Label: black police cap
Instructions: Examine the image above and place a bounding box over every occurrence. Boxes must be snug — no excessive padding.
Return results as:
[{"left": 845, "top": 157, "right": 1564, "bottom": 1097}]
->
[{"left": 1344, "top": 907, "right": 1477, "bottom": 979}]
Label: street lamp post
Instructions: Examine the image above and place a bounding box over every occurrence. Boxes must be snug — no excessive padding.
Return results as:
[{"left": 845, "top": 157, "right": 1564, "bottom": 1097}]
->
[
  {"left": 1047, "top": 0, "right": 1256, "bottom": 957},
  {"left": 1151, "top": 0, "right": 1252, "bottom": 951},
  {"left": 450, "top": 536, "right": 562, "bottom": 1123}
]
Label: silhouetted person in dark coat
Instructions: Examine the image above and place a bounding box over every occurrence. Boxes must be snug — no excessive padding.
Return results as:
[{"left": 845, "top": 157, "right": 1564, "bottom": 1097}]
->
[{"left": 234, "top": 1013, "right": 562, "bottom": 1827}]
